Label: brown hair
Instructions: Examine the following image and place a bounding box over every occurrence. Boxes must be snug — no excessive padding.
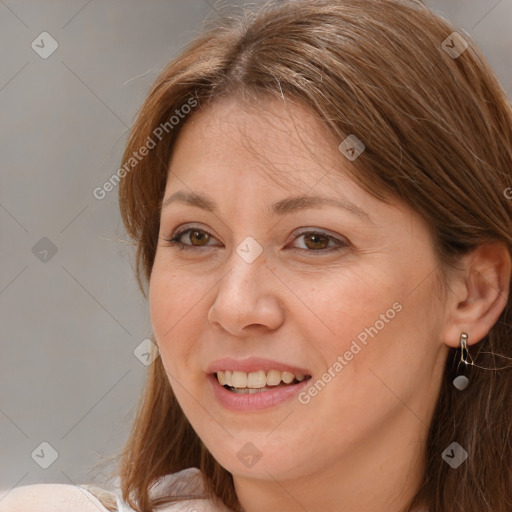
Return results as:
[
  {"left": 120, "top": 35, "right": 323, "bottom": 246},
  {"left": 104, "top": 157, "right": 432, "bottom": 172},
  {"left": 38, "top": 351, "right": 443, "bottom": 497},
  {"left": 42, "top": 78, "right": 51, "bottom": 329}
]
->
[{"left": 115, "top": 1, "right": 512, "bottom": 510}]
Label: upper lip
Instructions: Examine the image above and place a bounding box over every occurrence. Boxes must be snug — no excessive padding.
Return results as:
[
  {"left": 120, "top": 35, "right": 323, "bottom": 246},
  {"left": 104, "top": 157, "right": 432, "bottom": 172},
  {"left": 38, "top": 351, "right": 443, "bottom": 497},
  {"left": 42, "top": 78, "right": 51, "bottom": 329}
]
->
[{"left": 207, "top": 357, "right": 312, "bottom": 376}]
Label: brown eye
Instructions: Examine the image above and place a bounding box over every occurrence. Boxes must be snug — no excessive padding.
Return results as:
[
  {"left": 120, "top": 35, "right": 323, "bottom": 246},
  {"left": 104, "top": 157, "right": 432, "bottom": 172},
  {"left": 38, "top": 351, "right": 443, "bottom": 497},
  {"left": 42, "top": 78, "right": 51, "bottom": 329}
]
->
[
  {"left": 164, "top": 227, "right": 217, "bottom": 249},
  {"left": 302, "top": 233, "right": 330, "bottom": 250},
  {"left": 188, "top": 229, "right": 210, "bottom": 246},
  {"left": 164, "top": 226, "right": 348, "bottom": 255},
  {"left": 291, "top": 230, "right": 348, "bottom": 253}
]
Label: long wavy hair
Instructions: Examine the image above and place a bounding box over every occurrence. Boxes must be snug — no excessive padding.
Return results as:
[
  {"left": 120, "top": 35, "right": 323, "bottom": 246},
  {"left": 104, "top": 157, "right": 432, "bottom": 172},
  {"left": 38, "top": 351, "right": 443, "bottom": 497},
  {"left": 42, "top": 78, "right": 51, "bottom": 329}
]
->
[{"left": 114, "top": 1, "right": 512, "bottom": 510}]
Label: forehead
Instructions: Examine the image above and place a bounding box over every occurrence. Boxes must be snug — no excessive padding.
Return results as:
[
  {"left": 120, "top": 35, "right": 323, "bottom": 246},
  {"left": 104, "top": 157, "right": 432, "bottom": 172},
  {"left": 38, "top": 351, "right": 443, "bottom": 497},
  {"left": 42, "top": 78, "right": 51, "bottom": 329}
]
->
[
  {"left": 161, "top": 96, "right": 420, "bottom": 234},
  {"left": 167, "top": 95, "right": 357, "bottom": 193}
]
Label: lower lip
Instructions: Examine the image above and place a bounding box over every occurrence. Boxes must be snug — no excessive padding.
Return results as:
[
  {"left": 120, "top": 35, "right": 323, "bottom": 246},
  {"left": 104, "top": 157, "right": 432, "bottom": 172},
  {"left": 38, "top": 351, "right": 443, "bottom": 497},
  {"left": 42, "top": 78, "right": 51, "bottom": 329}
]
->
[{"left": 208, "top": 373, "right": 311, "bottom": 411}]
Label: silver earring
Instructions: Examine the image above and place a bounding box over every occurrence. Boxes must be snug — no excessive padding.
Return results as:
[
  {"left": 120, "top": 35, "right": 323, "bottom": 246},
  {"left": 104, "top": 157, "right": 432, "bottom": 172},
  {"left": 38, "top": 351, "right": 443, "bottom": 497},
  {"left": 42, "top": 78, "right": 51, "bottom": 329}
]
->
[{"left": 453, "top": 332, "right": 472, "bottom": 390}]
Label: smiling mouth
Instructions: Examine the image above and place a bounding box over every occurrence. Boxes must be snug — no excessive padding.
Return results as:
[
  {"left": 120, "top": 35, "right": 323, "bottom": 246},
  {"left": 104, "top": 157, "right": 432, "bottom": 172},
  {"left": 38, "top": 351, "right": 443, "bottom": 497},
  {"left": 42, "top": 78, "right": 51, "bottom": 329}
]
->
[{"left": 215, "top": 369, "right": 312, "bottom": 394}]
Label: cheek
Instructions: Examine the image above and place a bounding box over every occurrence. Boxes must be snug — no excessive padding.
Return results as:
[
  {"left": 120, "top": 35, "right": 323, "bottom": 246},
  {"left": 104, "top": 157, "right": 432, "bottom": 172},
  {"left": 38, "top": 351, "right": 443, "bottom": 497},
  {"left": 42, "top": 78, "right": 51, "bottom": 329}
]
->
[
  {"left": 303, "top": 263, "right": 434, "bottom": 385},
  {"left": 307, "top": 267, "right": 397, "bottom": 348},
  {"left": 319, "top": 269, "right": 443, "bottom": 413},
  {"left": 148, "top": 265, "right": 198, "bottom": 370},
  {"left": 149, "top": 268, "right": 172, "bottom": 340}
]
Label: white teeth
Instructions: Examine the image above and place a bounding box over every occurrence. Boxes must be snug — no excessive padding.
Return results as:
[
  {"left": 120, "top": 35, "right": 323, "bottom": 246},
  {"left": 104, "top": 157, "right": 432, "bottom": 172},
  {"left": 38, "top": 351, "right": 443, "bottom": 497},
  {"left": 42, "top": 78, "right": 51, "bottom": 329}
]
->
[
  {"left": 231, "top": 371, "right": 247, "bottom": 388},
  {"left": 281, "top": 371, "right": 295, "bottom": 384},
  {"left": 217, "top": 371, "right": 227, "bottom": 386},
  {"left": 216, "top": 369, "right": 309, "bottom": 389},
  {"left": 247, "top": 370, "right": 266, "bottom": 388},
  {"left": 266, "top": 369, "right": 282, "bottom": 386}
]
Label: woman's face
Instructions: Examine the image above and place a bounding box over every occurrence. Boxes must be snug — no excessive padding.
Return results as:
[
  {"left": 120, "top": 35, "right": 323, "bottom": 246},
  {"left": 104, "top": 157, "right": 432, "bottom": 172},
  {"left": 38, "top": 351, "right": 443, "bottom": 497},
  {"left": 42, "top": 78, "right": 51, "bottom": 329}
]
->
[{"left": 149, "top": 97, "right": 450, "bottom": 482}]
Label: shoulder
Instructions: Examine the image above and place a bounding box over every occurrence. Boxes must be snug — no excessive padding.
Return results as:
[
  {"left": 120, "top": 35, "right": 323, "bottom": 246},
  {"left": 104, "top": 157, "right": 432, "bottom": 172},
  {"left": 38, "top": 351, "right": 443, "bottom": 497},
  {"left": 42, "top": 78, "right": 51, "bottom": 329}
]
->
[
  {"left": 0, "top": 483, "right": 116, "bottom": 512},
  {"left": 0, "top": 469, "right": 233, "bottom": 512}
]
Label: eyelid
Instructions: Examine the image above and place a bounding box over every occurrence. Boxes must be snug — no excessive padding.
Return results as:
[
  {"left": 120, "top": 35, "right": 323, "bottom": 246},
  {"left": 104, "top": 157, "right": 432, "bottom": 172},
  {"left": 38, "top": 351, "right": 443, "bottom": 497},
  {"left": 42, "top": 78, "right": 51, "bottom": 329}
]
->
[
  {"left": 169, "top": 224, "right": 219, "bottom": 242},
  {"left": 162, "top": 224, "right": 220, "bottom": 249},
  {"left": 162, "top": 224, "right": 350, "bottom": 254},
  {"left": 289, "top": 228, "right": 349, "bottom": 252}
]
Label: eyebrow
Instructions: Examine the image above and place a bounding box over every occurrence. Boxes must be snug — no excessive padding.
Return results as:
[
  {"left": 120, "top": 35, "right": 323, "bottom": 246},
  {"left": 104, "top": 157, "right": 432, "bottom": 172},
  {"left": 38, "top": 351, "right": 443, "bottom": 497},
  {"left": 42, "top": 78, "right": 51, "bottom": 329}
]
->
[{"left": 161, "top": 190, "right": 374, "bottom": 223}]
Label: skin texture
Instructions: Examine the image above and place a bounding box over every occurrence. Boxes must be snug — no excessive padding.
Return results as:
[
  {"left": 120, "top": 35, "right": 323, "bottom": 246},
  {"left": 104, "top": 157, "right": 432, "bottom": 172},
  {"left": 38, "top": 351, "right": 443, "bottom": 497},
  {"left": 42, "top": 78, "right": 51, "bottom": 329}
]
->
[{"left": 149, "top": 96, "right": 510, "bottom": 512}]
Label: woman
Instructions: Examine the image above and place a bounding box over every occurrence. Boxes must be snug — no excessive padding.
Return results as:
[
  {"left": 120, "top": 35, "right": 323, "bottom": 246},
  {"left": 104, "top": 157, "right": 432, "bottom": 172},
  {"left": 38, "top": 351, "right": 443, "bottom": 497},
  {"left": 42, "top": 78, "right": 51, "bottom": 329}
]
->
[{"left": 4, "top": 0, "right": 511, "bottom": 511}]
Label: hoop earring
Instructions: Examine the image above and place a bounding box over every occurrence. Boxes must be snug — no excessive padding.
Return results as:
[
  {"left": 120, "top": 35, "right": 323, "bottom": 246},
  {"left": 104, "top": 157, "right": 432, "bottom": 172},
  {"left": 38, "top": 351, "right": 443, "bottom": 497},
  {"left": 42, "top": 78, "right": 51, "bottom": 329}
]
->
[{"left": 453, "top": 332, "right": 472, "bottom": 391}]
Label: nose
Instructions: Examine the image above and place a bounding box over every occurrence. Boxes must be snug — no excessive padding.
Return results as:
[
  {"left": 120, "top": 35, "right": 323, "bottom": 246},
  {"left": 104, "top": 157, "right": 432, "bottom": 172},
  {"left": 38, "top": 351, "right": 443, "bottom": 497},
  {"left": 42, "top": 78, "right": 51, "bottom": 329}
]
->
[{"left": 207, "top": 255, "right": 285, "bottom": 336}]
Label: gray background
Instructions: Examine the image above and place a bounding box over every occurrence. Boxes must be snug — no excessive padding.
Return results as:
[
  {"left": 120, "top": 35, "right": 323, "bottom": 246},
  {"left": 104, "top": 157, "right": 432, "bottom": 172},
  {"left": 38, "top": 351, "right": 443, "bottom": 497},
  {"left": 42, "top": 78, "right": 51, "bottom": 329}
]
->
[{"left": 1, "top": 0, "right": 511, "bottom": 498}]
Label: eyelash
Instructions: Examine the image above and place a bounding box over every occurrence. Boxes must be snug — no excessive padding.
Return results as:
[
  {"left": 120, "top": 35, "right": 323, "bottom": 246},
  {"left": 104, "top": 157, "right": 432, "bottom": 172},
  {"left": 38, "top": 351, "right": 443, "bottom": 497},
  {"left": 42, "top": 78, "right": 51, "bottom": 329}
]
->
[{"left": 162, "top": 226, "right": 349, "bottom": 254}]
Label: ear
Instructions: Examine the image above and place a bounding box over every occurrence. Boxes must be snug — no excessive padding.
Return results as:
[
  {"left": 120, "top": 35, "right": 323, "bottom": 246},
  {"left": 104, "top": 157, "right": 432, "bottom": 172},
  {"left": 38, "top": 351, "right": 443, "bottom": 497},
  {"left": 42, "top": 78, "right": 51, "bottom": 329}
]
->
[{"left": 442, "top": 241, "right": 511, "bottom": 348}]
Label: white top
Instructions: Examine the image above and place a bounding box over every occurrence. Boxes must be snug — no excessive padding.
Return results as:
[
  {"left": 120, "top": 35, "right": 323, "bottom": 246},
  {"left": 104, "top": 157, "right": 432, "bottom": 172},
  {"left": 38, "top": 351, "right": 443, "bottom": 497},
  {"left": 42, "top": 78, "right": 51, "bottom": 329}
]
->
[{"left": 79, "top": 467, "right": 234, "bottom": 512}]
